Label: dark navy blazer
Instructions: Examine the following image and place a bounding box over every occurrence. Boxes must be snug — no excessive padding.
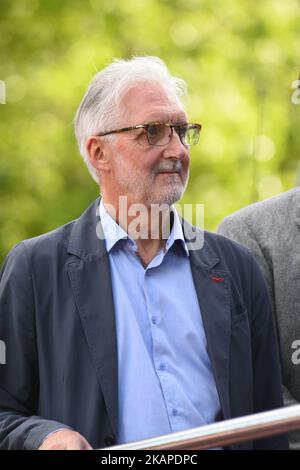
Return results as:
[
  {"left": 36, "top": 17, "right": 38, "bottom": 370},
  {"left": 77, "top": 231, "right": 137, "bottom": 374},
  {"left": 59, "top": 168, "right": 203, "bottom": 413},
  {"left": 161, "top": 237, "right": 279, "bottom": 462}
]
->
[{"left": 0, "top": 199, "right": 288, "bottom": 449}]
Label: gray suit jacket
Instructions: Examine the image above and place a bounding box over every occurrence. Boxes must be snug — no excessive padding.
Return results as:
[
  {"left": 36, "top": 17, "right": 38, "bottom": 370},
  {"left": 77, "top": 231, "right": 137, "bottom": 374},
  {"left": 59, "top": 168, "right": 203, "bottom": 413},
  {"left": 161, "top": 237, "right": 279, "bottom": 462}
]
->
[{"left": 218, "top": 187, "right": 300, "bottom": 449}]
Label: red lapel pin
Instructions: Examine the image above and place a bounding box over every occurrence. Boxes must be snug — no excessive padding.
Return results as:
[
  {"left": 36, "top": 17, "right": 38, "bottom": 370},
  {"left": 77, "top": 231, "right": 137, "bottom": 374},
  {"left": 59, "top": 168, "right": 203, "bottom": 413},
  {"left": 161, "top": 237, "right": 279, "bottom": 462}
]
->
[{"left": 210, "top": 276, "right": 224, "bottom": 282}]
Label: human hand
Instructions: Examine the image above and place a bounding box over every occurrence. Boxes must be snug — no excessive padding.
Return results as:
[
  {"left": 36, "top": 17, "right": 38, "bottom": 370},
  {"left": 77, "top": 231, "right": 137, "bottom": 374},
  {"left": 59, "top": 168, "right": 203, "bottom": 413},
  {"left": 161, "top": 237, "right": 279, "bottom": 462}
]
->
[{"left": 38, "top": 429, "right": 93, "bottom": 450}]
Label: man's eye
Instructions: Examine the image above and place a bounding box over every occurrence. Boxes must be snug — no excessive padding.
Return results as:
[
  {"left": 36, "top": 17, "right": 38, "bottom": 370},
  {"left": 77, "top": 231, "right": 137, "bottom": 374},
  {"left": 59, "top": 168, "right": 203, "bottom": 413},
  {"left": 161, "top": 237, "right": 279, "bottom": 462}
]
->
[
  {"left": 148, "top": 125, "right": 160, "bottom": 137},
  {"left": 135, "top": 129, "right": 148, "bottom": 142}
]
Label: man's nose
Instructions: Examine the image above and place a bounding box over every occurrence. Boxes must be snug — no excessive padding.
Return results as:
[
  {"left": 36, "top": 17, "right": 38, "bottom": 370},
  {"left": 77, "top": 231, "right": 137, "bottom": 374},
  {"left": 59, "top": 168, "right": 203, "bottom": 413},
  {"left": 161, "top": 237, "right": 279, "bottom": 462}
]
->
[{"left": 163, "top": 129, "right": 188, "bottom": 159}]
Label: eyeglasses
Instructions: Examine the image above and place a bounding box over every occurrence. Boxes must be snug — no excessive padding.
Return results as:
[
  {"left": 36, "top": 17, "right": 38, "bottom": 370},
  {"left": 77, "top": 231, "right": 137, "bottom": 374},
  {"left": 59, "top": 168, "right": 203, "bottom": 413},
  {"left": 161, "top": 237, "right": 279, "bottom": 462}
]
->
[{"left": 97, "top": 122, "right": 202, "bottom": 147}]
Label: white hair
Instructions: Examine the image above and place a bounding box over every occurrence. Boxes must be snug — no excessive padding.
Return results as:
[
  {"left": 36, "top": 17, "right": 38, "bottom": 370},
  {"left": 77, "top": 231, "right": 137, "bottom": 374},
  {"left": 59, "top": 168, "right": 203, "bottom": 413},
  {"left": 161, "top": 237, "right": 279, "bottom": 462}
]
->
[{"left": 74, "top": 56, "right": 187, "bottom": 183}]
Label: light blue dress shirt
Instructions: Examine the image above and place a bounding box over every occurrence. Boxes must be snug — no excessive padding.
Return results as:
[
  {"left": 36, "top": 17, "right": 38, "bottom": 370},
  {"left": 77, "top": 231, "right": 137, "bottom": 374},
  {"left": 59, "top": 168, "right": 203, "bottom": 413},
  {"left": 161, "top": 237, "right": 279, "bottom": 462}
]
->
[{"left": 99, "top": 200, "right": 221, "bottom": 445}]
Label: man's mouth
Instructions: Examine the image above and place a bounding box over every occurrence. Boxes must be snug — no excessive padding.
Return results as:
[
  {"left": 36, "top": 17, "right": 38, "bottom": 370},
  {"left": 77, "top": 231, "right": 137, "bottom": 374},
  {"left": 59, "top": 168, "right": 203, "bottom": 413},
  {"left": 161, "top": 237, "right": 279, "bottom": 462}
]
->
[
  {"left": 155, "top": 161, "right": 183, "bottom": 176},
  {"left": 156, "top": 169, "right": 181, "bottom": 175}
]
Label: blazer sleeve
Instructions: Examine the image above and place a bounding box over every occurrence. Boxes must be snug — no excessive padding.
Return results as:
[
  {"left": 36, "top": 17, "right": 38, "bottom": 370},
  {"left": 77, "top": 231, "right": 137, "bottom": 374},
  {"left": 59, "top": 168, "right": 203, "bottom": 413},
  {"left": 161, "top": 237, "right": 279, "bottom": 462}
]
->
[{"left": 0, "top": 243, "right": 71, "bottom": 449}]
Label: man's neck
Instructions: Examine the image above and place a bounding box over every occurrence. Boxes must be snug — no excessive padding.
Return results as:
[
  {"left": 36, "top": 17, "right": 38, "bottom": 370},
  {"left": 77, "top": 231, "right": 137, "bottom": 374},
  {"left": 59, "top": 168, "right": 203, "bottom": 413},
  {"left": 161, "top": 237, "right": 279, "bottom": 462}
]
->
[{"left": 102, "top": 197, "right": 173, "bottom": 267}]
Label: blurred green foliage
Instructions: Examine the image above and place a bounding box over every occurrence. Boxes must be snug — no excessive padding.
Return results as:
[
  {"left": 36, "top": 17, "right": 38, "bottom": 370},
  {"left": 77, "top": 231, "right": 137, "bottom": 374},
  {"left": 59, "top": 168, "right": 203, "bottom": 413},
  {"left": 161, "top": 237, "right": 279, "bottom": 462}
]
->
[{"left": 0, "top": 0, "right": 300, "bottom": 263}]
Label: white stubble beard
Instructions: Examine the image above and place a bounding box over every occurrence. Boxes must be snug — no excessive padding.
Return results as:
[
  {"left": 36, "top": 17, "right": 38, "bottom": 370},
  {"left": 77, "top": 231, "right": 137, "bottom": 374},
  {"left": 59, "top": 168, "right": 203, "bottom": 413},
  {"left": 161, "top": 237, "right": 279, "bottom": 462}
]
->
[{"left": 112, "top": 153, "right": 189, "bottom": 207}]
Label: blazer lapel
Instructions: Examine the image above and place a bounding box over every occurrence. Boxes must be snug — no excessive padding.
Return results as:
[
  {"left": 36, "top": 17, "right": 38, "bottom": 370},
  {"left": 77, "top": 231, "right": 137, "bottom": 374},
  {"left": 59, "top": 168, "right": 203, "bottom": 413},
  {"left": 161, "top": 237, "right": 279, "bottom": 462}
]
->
[
  {"left": 66, "top": 199, "right": 118, "bottom": 436},
  {"left": 187, "top": 229, "right": 232, "bottom": 421}
]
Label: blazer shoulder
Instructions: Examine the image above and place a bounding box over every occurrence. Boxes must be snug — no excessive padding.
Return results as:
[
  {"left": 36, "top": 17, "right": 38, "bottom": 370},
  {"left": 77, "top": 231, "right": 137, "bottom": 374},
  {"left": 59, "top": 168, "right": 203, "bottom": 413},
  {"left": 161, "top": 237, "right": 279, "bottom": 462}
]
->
[
  {"left": 3, "top": 219, "right": 78, "bottom": 270},
  {"left": 26, "top": 218, "right": 76, "bottom": 247}
]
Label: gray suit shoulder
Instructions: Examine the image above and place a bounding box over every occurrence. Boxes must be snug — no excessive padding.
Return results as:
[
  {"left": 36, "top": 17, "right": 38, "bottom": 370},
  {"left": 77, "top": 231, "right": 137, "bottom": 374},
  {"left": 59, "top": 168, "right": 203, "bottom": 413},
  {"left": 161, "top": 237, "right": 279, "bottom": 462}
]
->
[{"left": 219, "top": 187, "right": 300, "bottom": 232}]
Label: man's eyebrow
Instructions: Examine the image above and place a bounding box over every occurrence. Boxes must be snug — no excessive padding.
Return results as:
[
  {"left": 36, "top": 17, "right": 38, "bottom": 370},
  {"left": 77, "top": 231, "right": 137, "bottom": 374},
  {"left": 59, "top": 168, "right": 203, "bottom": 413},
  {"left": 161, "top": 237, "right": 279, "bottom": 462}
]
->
[{"left": 142, "top": 115, "right": 188, "bottom": 124}]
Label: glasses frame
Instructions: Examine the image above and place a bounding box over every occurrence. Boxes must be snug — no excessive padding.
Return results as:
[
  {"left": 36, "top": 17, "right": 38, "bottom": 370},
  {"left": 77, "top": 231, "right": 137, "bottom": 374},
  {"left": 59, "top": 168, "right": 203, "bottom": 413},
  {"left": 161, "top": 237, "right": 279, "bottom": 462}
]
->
[{"left": 96, "top": 122, "right": 202, "bottom": 147}]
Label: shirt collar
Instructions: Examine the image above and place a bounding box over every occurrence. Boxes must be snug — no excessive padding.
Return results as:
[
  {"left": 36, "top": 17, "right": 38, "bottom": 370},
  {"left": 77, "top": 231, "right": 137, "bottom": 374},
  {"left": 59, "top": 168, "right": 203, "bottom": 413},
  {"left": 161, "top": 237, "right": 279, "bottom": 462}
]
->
[
  {"left": 99, "top": 199, "right": 129, "bottom": 252},
  {"left": 165, "top": 207, "right": 189, "bottom": 256},
  {"left": 99, "top": 199, "right": 189, "bottom": 256}
]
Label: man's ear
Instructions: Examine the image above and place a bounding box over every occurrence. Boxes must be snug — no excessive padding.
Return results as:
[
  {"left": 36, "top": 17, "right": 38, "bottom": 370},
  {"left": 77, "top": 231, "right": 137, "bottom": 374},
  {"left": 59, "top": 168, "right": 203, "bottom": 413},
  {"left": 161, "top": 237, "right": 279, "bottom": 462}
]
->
[{"left": 85, "top": 136, "right": 111, "bottom": 172}]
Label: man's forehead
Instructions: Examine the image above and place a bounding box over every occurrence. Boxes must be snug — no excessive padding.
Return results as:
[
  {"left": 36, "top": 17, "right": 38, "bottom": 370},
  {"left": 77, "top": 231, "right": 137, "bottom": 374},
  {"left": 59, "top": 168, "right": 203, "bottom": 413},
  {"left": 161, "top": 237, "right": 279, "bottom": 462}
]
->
[{"left": 120, "top": 83, "right": 187, "bottom": 123}]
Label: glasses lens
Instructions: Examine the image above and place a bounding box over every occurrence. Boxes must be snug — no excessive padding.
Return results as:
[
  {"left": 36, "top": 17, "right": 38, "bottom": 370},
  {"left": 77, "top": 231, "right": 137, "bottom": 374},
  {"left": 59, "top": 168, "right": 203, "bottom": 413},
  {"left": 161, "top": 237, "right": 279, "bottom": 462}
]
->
[
  {"left": 147, "top": 124, "right": 172, "bottom": 146},
  {"left": 180, "top": 125, "right": 200, "bottom": 146}
]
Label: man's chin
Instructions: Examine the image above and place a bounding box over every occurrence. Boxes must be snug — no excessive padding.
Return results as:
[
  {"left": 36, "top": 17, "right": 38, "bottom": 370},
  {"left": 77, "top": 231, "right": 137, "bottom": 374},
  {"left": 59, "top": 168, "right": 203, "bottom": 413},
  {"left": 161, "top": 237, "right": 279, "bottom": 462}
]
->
[{"left": 147, "top": 188, "right": 184, "bottom": 207}]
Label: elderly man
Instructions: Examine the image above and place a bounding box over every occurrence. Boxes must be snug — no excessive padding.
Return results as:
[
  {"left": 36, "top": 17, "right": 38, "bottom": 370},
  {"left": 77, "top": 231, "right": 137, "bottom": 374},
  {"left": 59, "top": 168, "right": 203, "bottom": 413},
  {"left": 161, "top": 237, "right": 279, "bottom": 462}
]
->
[{"left": 0, "top": 57, "right": 288, "bottom": 450}]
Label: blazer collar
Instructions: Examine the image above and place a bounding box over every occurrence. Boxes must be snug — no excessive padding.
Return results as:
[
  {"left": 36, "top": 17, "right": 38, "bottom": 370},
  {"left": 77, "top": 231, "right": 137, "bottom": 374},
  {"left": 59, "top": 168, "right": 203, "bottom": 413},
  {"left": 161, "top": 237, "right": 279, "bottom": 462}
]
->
[
  {"left": 67, "top": 197, "right": 105, "bottom": 259},
  {"left": 179, "top": 216, "right": 220, "bottom": 269},
  {"left": 67, "top": 198, "right": 220, "bottom": 265}
]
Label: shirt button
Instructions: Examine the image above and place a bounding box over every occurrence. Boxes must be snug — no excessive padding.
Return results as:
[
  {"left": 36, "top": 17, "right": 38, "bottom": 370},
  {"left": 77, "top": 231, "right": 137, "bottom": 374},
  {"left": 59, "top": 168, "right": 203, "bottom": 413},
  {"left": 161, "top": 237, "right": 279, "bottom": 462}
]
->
[
  {"left": 172, "top": 408, "right": 178, "bottom": 416},
  {"left": 151, "top": 317, "right": 157, "bottom": 325},
  {"left": 159, "top": 363, "right": 166, "bottom": 371}
]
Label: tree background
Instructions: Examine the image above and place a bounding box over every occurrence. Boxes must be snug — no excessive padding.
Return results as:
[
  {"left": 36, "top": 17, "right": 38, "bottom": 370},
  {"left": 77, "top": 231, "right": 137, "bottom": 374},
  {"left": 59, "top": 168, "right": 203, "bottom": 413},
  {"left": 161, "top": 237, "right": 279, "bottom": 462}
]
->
[{"left": 0, "top": 0, "right": 299, "bottom": 263}]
